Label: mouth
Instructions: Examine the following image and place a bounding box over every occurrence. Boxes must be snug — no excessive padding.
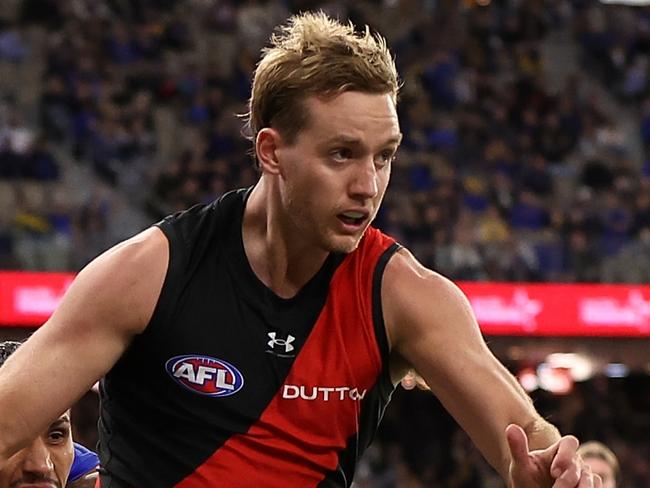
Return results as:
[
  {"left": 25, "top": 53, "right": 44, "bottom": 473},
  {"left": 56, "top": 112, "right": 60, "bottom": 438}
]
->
[
  {"left": 337, "top": 210, "right": 370, "bottom": 230},
  {"left": 13, "top": 482, "right": 59, "bottom": 488}
]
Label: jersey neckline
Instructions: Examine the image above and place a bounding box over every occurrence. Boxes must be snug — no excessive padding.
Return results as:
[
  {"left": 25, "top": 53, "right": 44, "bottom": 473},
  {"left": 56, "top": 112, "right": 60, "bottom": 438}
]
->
[{"left": 228, "top": 186, "right": 345, "bottom": 310}]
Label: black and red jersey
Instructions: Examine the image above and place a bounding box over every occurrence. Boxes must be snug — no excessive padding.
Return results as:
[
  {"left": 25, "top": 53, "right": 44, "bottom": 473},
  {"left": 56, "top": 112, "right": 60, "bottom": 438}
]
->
[{"left": 98, "top": 188, "right": 400, "bottom": 487}]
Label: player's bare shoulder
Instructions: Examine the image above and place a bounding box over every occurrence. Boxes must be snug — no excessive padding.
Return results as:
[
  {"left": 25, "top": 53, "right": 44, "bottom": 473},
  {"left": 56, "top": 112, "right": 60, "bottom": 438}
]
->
[
  {"left": 381, "top": 247, "right": 477, "bottom": 349},
  {"left": 97, "top": 226, "right": 168, "bottom": 276},
  {"left": 383, "top": 247, "right": 443, "bottom": 285},
  {"left": 51, "top": 226, "right": 170, "bottom": 336},
  {"left": 0, "top": 227, "right": 172, "bottom": 449}
]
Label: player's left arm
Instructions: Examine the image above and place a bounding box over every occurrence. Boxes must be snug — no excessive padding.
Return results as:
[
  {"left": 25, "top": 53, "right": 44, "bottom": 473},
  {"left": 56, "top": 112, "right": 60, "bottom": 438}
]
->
[{"left": 383, "top": 248, "right": 585, "bottom": 485}]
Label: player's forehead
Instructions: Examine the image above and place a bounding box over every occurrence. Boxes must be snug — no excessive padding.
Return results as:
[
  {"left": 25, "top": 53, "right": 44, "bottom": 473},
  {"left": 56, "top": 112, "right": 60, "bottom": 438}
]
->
[
  {"left": 303, "top": 92, "right": 400, "bottom": 145},
  {"left": 52, "top": 411, "right": 71, "bottom": 426}
]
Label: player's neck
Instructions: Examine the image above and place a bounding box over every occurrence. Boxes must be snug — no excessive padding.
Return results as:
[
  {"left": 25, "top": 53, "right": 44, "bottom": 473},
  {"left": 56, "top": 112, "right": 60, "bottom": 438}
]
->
[{"left": 243, "top": 181, "right": 329, "bottom": 299}]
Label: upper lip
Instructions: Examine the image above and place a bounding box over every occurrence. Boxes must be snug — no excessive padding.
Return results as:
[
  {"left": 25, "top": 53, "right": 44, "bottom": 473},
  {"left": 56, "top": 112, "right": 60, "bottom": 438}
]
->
[
  {"left": 12, "top": 482, "right": 59, "bottom": 488},
  {"left": 339, "top": 208, "right": 370, "bottom": 219}
]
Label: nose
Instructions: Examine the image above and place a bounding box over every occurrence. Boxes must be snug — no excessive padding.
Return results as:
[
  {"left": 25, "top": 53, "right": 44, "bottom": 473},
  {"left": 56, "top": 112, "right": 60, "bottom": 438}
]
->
[
  {"left": 349, "top": 158, "right": 379, "bottom": 199},
  {"left": 21, "top": 438, "right": 55, "bottom": 476}
]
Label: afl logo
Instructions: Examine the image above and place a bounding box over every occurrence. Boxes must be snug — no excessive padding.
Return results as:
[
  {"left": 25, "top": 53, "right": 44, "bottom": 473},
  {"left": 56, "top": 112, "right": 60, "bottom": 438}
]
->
[{"left": 165, "top": 355, "right": 244, "bottom": 397}]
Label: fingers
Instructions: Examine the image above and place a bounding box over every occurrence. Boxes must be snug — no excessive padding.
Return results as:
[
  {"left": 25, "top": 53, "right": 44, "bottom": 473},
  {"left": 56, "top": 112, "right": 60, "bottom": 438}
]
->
[
  {"left": 551, "top": 460, "right": 580, "bottom": 488},
  {"left": 550, "top": 435, "right": 579, "bottom": 478},
  {"left": 575, "top": 463, "right": 597, "bottom": 488},
  {"left": 593, "top": 473, "right": 603, "bottom": 488},
  {"left": 552, "top": 456, "right": 602, "bottom": 488},
  {"left": 505, "top": 424, "right": 530, "bottom": 465}
]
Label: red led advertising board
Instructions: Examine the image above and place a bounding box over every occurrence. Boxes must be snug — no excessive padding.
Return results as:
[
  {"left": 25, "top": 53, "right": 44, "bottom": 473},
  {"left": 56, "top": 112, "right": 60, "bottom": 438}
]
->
[
  {"left": 0, "top": 272, "right": 74, "bottom": 326},
  {"left": 457, "top": 282, "right": 650, "bottom": 337},
  {"left": 1, "top": 272, "right": 649, "bottom": 336}
]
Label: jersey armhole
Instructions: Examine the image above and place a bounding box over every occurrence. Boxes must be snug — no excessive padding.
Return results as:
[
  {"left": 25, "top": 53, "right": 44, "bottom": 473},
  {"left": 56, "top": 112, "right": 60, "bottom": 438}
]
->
[
  {"left": 144, "top": 221, "right": 186, "bottom": 335},
  {"left": 371, "top": 242, "right": 402, "bottom": 398}
]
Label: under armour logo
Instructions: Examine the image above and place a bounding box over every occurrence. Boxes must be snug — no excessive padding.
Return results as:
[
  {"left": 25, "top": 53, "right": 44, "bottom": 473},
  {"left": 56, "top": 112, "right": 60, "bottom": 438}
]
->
[{"left": 267, "top": 332, "right": 295, "bottom": 353}]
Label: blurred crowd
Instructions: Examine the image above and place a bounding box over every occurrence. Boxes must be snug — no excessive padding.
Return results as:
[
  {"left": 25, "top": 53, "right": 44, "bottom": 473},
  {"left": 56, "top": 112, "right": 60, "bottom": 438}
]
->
[
  {"left": 1, "top": 0, "right": 650, "bottom": 281},
  {"left": 356, "top": 372, "right": 650, "bottom": 487},
  {"left": 1, "top": 0, "right": 650, "bottom": 486},
  {"left": 0, "top": 0, "right": 646, "bottom": 280}
]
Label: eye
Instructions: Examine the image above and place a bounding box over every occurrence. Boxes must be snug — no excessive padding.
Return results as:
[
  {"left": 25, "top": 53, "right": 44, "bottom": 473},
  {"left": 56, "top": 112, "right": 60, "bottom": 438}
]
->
[
  {"left": 330, "top": 147, "right": 353, "bottom": 163},
  {"left": 375, "top": 149, "right": 396, "bottom": 167},
  {"left": 48, "top": 428, "right": 69, "bottom": 444}
]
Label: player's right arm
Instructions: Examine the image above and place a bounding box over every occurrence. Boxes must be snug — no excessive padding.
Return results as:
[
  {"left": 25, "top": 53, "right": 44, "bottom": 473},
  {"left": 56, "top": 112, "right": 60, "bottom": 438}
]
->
[{"left": 0, "top": 226, "right": 169, "bottom": 467}]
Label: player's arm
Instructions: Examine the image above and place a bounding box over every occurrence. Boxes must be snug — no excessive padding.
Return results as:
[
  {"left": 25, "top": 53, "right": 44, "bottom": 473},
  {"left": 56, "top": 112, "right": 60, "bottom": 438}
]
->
[
  {"left": 384, "top": 248, "right": 560, "bottom": 480},
  {"left": 67, "top": 471, "right": 99, "bottom": 488},
  {"left": 0, "top": 226, "right": 169, "bottom": 466},
  {"left": 67, "top": 441, "right": 100, "bottom": 488}
]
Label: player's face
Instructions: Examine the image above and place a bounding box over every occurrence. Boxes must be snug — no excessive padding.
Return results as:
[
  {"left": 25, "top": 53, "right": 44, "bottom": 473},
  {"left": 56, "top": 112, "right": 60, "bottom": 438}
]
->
[
  {"left": 584, "top": 457, "right": 616, "bottom": 488},
  {"left": 0, "top": 413, "right": 73, "bottom": 488},
  {"left": 275, "top": 91, "right": 401, "bottom": 253}
]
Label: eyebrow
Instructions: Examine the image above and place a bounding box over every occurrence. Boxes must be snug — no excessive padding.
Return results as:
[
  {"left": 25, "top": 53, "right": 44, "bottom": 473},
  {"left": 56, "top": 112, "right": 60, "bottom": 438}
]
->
[
  {"left": 325, "top": 133, "right": 403, "bottom": 146},
  {"left": 51, "top": 417, "right": 71, "bottom": 428}
]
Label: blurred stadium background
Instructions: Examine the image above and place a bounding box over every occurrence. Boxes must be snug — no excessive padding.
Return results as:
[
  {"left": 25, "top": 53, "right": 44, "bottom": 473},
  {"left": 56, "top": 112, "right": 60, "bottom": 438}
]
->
[{"left": 1, "top": 0, "right": 649, "bottom": 486}]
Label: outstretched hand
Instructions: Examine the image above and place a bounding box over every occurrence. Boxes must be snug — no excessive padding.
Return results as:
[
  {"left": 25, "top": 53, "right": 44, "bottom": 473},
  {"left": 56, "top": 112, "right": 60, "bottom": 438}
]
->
[{"left": 506, "top": 424, "right": 602, "bottom": 488}]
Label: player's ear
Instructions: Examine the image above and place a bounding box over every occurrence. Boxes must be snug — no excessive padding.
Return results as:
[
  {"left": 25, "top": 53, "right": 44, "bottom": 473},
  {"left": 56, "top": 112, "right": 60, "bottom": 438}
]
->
[{"left": 256, "top": 128, "right": 283, "bottom": 175}]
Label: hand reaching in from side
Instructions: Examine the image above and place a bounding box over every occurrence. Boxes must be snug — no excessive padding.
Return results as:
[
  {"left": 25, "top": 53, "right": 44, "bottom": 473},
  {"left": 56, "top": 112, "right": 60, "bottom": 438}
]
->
[{"left": 506, "top": 424, "right": 602, "bottom": 488}]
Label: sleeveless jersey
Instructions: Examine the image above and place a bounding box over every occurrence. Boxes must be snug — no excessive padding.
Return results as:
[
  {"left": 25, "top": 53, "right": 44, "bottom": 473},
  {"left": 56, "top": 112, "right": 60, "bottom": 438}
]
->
[{"left": 98, "top": 188, "right": 400, "bottom": 487}]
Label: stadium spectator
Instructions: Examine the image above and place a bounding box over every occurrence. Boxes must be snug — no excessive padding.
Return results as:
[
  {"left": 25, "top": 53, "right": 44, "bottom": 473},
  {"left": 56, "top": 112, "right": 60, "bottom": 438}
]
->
[{"left": 578, "top": 441, "right": 620, "bottom": 488}]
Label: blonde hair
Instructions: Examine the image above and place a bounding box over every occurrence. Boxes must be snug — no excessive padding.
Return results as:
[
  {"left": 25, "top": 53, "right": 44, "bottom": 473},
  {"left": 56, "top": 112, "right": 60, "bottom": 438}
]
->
[
  {"left": 578, "top": 441, "right": 620, "bottom": 482},
  {"left": 246, "top": 11, "right": 399, "bottom": 148}
]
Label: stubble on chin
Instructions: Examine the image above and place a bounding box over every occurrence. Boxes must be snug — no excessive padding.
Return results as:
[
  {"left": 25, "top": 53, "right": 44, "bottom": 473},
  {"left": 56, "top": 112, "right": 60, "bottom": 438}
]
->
[{"left": 327, "top": 231, "right": 366, "bottom": 254}]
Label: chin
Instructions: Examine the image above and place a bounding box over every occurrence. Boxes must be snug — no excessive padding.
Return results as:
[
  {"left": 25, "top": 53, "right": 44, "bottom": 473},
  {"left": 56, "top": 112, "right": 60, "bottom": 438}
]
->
[{"left": 326, "top": 234, "right": 364, "bottom": 254}]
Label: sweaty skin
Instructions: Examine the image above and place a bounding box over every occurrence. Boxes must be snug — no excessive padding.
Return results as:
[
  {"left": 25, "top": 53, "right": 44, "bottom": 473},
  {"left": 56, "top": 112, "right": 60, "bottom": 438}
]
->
[{"left": 0, "top": 413, "right": 73, "bottom": 488}]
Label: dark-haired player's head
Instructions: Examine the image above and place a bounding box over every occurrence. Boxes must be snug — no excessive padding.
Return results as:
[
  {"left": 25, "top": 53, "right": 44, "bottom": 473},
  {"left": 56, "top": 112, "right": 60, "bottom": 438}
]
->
[
  {"left": 0, "top": 341, "right": 74, "bottom": 488},
  {"left": 0, "top": 341, "right": 22, "bottom": 366}
]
